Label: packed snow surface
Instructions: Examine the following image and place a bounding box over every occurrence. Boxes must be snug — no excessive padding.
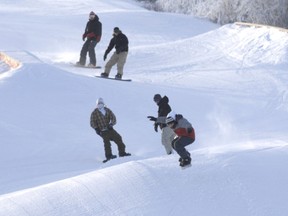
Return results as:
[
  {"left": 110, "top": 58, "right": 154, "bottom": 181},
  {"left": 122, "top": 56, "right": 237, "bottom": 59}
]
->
[{"left": 0, "top": 0, "right": 288, "bottom": 215}]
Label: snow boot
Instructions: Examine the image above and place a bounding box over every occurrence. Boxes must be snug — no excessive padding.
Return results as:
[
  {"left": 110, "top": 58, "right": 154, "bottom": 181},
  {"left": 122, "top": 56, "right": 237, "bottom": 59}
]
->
[
  {"left": 76, "top": 61, "right": 85, "bottom": 66},
  {"left": 119, "top": 152, "right": 131, "bottom": 157},
  {"left": 88, "top": 63, "right": 96, "bottom": 68},
  {"left": 103, "top": 154, "right": 117, "bottom": 163},
  {"left": 109, "top": 155, "right": 117, "bottom": 159},
  {"left": 115, "top": 73, "right": 122, "bottom": 79},
  {"left": 179, "top": 151, "right": 190, "bottom": 162},
  {"left": 179, "top": 157, "right": 191, "bottom": 167},
  {"left": 101, "top": 72, "right": 108, "bottom": 78}
]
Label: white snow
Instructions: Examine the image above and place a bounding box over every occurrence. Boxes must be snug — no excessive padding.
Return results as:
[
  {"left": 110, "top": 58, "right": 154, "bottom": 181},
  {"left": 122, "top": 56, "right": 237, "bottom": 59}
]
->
[{"left": 0, "top": 0, "right": 288, "bottom": 215}]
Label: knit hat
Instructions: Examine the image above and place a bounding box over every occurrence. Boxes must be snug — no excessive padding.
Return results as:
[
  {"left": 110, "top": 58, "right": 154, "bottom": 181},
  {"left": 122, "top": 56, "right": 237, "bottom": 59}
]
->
[
  {"left": 96, "top": 97, "right": 105, "bottom": 108},
  {"left": 90, "top": 11, "right": 96, "bottom": 15},
  {"left": 114, "top": 27, "right": 120, "bottom": 33},
  {"left": 153, "top": 94, "right": 162, "bottom": 103}
]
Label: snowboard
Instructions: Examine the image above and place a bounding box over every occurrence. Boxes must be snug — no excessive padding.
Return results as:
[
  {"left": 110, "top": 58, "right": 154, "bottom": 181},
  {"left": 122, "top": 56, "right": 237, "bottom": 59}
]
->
[
  {"left": 71, "top": 63, "right": 101, "bottom": 69},
  {"left": 102, "top": 153, "right": 132, "bottom": 163},
  {"left": 102, "top": 155, "right": 117, "bottom": 163},
  {"left": 181, "top": 164, "right": 192, "bottom": 170},
  {"left": 179, "top": 155, "right": 192, "bottom": 169},
  {"left": 95, "top": 76, "right": 132, "bottom": 82}
]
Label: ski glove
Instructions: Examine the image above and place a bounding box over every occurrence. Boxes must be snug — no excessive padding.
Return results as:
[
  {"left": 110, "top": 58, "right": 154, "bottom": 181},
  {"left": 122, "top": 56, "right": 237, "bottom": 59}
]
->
[
  {"left": 147, "top": 116, "right": 157, "bottom": 121},
  {"left": 82, "top": 33, "right": 87, "bottom": 41},
  {"left": 104, "top": 52, "right": 108, "bottom": 61},
  {"left": 96, "top": 35, "right": 101, "bottom": 42},
  {"left": 154, "top": 123, "right": 159, "bottom": 132},
  {"left": 108, "top": 124, "right": 113, "bottom": 130},
  {"left": 95, "top": 128, "right": 101, "bottom": 136},
  {"left": 87, "top": 32, "right": 96, "bottom": 39}
]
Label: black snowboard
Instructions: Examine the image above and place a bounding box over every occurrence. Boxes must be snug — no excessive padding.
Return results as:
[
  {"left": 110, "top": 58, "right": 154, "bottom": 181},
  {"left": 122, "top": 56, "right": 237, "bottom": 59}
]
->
[
  {"left": 95, "top": 76, "right": 132, "bottom": 82},
  {"left": 103, "top": 155, "right": 117, "bottom": 163}
]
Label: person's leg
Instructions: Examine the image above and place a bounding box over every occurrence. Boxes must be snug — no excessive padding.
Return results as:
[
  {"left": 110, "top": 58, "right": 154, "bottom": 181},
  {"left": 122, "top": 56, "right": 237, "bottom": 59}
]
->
[
  {"left": 173, "top": 137, "right": 193, "bottom": 159},
  {"left": 161, "top": 126, "right": 174, "bottom": 154},
  {"left": 110, "top": 129, "right": 127, "bottom": 156},
  {"left": 88, "top": 40, "right": 97, "bottom": 65},
  {"left": 79, "top": 40, "right": 90, "bottom": 65},
  {"left": 101, "top": 131, "right": 114, "bottom": 158},
  {"left": 116, "top": 52, "right": 128, "bottom": 76},
  {"left": 103, "top": 52, "right": 118, "bottom": 75}
]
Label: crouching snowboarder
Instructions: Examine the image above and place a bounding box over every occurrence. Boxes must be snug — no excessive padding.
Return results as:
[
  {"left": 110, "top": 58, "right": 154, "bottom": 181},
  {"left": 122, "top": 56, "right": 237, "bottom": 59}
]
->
[
  {"left": 166, "top": 112, "right": 195, "bottom": 167},
  {"left": 90, "top": 98, "right": 131, "bottom": 162}
]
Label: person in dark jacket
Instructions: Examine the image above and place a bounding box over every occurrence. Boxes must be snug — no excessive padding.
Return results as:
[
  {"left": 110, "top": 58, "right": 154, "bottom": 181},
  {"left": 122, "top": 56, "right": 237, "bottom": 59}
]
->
[
  {"left": 90, "top": 98, "right": 131, "bottom": 162},
  {"left": 166, "top": 111, "right": 195, "bottom": 167},
  {"left": 101, "top": 27, "right": 129, "bottom": 79},
  {"left": 77, "top": 11, "right": 102, "bottom": 67},
  {"left": 147, "top": 94, "right": 175, "bottom": 155}
]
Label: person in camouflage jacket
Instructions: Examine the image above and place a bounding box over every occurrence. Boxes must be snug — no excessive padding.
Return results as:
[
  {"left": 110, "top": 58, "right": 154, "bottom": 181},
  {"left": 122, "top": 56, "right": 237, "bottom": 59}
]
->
[{"left": 90, "top": 98, "right": 131, "bottom": 161}]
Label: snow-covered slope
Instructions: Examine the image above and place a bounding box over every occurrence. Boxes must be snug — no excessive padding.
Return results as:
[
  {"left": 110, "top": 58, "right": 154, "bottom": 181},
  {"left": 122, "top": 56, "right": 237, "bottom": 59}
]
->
[{"left": 0, "top": 0, "right": 288, "bottom": 215}]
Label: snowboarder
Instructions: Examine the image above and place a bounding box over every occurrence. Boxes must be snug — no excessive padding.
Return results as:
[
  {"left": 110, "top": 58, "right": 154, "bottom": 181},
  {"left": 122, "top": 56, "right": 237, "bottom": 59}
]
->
[
  {"left": 166, "top": 111, "right": 195, "bottom": 167},
  {"left": 147, "top": 94, "right": 175, "bottom": 155},
  {"left": 90, "top": 98, "right": 131, "bottom": 162},
  {"left": 77, "top": 11, "right": 102, "bottom": 67},
  {"left": 101, "top": 27, "right": 129, "bottom": 79}
]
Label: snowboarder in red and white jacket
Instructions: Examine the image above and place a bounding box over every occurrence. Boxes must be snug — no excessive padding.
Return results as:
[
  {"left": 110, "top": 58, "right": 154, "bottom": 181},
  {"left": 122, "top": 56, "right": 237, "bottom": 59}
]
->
[{"left": 166, "top": 111, "right": 195, "bottom": 167}]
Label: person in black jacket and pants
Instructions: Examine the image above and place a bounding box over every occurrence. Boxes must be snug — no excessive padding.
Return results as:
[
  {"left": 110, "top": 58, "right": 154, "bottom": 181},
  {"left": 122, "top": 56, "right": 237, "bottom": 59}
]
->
[
  {"left": 101, "top": 27, "right": 129, "bottom": 79},
  {"left": 148, "top": 94, "right": 175, "bottom": 155},
  {"left": 77, "top": 11, "right": 102, "bottom": 67}
]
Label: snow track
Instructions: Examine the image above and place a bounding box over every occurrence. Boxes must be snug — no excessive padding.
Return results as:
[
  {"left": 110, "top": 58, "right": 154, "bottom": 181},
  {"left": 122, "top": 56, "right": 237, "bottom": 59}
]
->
[{"left": 1, "top": 1, "right": 288, "bottom": 215}]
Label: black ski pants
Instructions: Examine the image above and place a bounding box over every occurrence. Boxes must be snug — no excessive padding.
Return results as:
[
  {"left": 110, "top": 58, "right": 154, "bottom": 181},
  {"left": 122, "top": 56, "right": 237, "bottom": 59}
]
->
[
  {"left": 101, "top": 129, "right": 126, "bottom": 158},
  {"left": 79, "top": 39, "right": 97, "bottom": 65},
  {"left": 172, "top": 136, "right": 194, "bottom": 159}
]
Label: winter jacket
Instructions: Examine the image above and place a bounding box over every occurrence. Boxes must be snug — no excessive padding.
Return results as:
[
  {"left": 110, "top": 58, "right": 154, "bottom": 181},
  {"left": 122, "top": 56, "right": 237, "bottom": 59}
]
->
[
  {"left": 156, "top": 96, "right": 172, "bottom": 126},
  {"left": 158, "top": 96, "right": 171, "bottom": 117},
  {"left": 83, "top": 15, "right": 102, "bottom": 42},
  {"left": 90, "top": 107, "right": 116, "bottom": 131},
  {"left": 173, "top": 117, "right": 195, "bottom": 140},
  {"left": 104, "top": 31, "right": 129, "bottom": 55}
]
